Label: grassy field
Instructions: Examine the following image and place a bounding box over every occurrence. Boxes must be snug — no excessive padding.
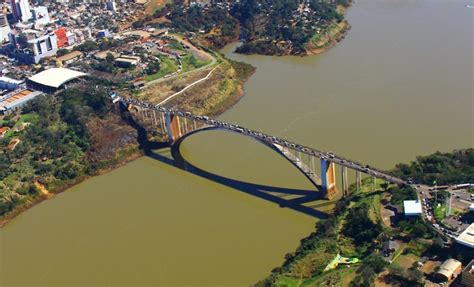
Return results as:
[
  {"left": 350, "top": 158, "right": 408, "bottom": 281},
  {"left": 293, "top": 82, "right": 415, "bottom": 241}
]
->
[
  {"left": 145, "top": 55, "right": 178, "bottom": 81},
  {"left": 181, "top": 54, "right": 211, "bottom": 73},
  {"left": 434, "top": 202, "right": 447, "bottom": 221},
  {"left": 145, "top": 0, "right": 171, "bottom": 15}
]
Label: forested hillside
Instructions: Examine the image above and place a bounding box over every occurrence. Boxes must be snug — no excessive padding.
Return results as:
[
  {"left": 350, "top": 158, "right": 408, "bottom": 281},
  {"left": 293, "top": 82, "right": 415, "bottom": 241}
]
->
[{"left": 0, "top": 86, "right": 138, "bottom": 219}]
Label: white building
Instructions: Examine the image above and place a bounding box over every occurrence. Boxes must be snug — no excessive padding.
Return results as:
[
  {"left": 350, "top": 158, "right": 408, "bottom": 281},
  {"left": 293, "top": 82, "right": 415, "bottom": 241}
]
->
[
  {"left": 11, "top": 31, "right": 58, "bottom": 63},
  {"left": 32, "top": 6, "right": 50, "bottom": 26},
  {"left": 0, "top": 14, "right": 12, "bottom": 43},
  {"left": 403, "top": 200, "right": 422, "bottom": 216},
  {"left": 28, "top": 33, "right": 58, "bottom": 63},
  {"left": 10, "top": 0, "right": 32, "bottom": 22},
  {"left": 456, "top": 223, "right": 474, "bottom": 248}
]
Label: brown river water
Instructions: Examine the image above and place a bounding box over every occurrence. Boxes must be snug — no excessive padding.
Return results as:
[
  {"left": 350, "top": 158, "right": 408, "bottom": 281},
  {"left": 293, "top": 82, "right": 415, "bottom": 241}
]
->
[{"left": 1, "top": 0, "right": 472, "bottom": 286}]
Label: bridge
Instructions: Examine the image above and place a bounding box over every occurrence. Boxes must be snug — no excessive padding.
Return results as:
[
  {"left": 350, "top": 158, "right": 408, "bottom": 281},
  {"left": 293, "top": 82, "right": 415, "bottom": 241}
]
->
[{"left": 120, "top": 97, "right": 406, "bottom": 200}]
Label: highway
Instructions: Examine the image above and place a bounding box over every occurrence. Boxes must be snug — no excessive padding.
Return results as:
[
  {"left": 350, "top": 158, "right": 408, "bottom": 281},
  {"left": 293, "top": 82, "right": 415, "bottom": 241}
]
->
[{"left": 121, "top": 97, "right": 407, "bottom": 187}]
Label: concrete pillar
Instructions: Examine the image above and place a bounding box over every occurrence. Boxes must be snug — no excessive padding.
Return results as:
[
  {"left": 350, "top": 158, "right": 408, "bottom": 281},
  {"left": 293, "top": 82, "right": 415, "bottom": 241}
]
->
[
  {"left": 165, "top": 113, "right": 173, "bottom": 143},
  {"left": 341, "top": 166, "right": 348, "bottom": 197},
  {"left": 321, "top": 159, "right": 337, "bottom": 199},
  {"left": 356, "top": 171, "right": 361, "bottom": 192},
  {"left": 152, "top": 110, "right": 157, "bottom": 126}
]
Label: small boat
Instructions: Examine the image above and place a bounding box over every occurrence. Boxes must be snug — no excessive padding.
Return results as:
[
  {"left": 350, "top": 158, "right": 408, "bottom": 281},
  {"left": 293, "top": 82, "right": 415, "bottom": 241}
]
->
[{"left": 466, "top": 5, "right": 474, "bottom": 9}]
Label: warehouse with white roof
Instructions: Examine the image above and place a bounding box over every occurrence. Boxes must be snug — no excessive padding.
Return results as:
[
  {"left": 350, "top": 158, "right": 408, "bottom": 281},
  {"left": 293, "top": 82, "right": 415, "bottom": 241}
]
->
[
  {"left": 403, "top": 200, "right": 422, "bottom": 217},
  {"left": 456, "top": 223, "right": 474, "bottom": 248},
  {"left": 27, "top": 68, "right": 88, "bottom": 92}
]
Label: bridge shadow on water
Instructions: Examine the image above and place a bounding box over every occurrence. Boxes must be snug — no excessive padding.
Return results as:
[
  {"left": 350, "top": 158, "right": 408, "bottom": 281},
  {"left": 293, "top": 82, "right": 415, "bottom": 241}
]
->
[
  {"left": 121, "top": 105, "right": 330, "bottom": 219},
  {"left": 145, "top": 148, "right": 329, "bottom": 219}
]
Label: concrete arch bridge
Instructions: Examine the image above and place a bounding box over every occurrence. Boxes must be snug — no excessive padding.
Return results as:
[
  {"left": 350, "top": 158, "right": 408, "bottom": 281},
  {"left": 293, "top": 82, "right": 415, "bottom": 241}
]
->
[{"left": 121, "top": 98, "right": 406, "bottom": 200}]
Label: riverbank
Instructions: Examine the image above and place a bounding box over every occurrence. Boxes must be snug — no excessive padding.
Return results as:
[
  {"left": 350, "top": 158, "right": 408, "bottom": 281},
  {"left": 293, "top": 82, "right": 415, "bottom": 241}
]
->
[
  {"left": 305, "top": 6, "right": 351, "bottom": 56},
  {"left": 0, "top": 145, "right": 142, "bottom": 228},
  {"left": 0, "top": 56, "right": 254, "bottom": 228},
  {"left": 136, "top": 55, "right": 255, "bottom": 117},
  {"left": 233, "top": 3, "right": 351, "bottom": 57}
]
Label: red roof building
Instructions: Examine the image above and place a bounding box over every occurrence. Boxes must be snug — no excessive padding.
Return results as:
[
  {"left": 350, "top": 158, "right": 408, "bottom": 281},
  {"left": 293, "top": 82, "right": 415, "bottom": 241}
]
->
[{"left": 54, "top": 27, "right": 68, "bottom": 48}]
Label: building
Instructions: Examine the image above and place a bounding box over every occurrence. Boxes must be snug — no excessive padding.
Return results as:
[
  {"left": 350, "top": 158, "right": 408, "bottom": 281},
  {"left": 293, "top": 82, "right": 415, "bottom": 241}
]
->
[
  {"left": 107, "top": 0, "right": 117, "bottom": 11},
  {"left": 27, "top": 67, "right": 87, "bottom": 92},
  {"left": 0, "top": 126, "right": 10, "bottom": 138},
  {"left": 32, "top": 6, "right": 49, "bottom": 26},
  {"left": 9, "top": 0, "right": 32, "bottom": 22},
  {"left": 54, "top": 27, "right": 68, "bottom": 48},
  {"left": 0, "top": 88, "right": 43, "bottom": 114},
  {"left": 56, "top": 51, "right": 83, "bottom": 65},
  {"left": 434, "top": 259, "right": 462, "bottom": 282},
  {"left": 115, "top": 55, "right": 140, "bottom": 67},
  {"left": 461, "top": 260, "right": 474, "bottom": 287},
  {"left": 403, "top": 200, "right": 422, "bottom": 216},
  {"left": 469, "top": 203, "right": 474, "bottom": 212},
  {"left": 0, "top": 14, "right": 12, "bottom": 43},
  {"left": 0, "top": 76, "right": 23, "bottom": 90},
  {"left": 456, "top": 223, "right": 474, "bottom": 248},
  {"left": 10, "top": 31, "right": 58, "bottom": 63}
]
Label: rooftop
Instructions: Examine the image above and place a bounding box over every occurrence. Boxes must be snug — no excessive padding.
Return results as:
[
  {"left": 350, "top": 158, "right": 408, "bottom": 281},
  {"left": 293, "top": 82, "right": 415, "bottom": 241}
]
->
[
  {"left": 456, "top": 223, "right": 474, "bottom": 248},
  {"left": 403, "top": 200, "right": 422, "bottom": 215},
  {"left": 436, "top": 258, "right": 462, "bottom": 279},
  {"left": 28, "top": 68, "right": 87, "bottom": 88}
]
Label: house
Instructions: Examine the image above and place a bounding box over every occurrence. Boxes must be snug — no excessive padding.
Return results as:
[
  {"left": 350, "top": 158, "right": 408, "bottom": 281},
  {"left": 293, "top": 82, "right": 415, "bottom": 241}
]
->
[
  {"left": 434, "top": 258, "right": 462, "bottom": 282},
  {"left": 461, "top": 260, "right": 474, "bottom": 287},
  {"left": 7, "top": 138, "right": 20, "bottom": 151},
  {"left": 403, "top": 200, "right": 422, "bottom": 217},
  {"left": 0, "top": 126, "right": 9, "bottom": 138},
  {"left": 382, "top": 240, "right": 399, "bottom": 257},
  {"left": 56, "top": 51, "right": 83, "bottom": 65},
  {"left": 115, "top": 55, "right": 140, "bottom": 67}
]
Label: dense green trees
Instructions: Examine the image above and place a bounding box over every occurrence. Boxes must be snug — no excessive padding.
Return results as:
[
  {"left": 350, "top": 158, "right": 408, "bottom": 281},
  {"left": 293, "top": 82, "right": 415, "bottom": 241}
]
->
[
  {"left": 0, "top": 87, "right": 113, "bottom": 216},
  {"left": 343, "top": 203, "right": 382, "bottom": 245},
  {"left": 392, "top": 149, "right": 474, "bottom": 185}
]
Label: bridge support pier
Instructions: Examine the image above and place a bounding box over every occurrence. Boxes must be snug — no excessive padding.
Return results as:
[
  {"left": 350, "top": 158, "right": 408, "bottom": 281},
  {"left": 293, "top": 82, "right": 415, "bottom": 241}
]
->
[
  {"left": 341, "top": 166, "right": 348, "bottom": 197},
  {"left": 321, "top": 159, "right": 337, "bottom": 199},
  {"left": 356, "top": 171, "right": 361, "bottom": 193}
]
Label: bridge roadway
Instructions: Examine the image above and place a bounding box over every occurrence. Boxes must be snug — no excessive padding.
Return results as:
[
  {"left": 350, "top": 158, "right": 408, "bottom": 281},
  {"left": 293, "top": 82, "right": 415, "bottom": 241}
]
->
[{"left": 121, "top": 98, "right": 407, "bottom": 187}]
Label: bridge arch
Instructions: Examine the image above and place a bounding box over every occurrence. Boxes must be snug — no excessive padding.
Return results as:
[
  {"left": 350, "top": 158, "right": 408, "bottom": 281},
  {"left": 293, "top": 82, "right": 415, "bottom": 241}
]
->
[{"left": 170, "top": 126, "right": 323, "bottom": 193}]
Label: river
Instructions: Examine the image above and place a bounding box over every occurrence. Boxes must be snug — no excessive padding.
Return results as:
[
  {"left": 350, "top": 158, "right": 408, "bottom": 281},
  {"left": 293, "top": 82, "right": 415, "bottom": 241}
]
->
[{"left": 1, "top": 0, "right": 472, "bottom": 286}]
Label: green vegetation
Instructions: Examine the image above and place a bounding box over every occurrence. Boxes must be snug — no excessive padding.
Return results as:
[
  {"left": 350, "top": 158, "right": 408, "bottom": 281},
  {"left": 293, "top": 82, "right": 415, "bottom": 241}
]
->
[
  {"left": 389, "top": 185, "right": 417, "bottom": 207},
  {"left": 145, "top": 55, "right": 178, "bottom": 81},
  {"left": 181, "top": 54, "right": 211, "bottom": 73},
  {"left": 232, "top": 0, "right": 350, "bottom": 55},
  {"left": 433, "top": 202, "right": 447, "bottom": 222},
  {"left": 392, "top": 149, "right": 474, "bottom": 185},
  {"left": 164, "top": 4, "right": 238, "bottom": 49},
  {"left": 0, "top": 87, "right": 136, "bottom": 219}
]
